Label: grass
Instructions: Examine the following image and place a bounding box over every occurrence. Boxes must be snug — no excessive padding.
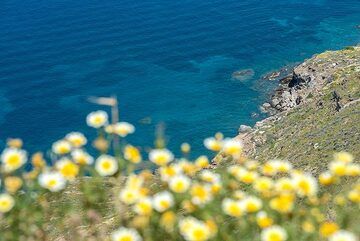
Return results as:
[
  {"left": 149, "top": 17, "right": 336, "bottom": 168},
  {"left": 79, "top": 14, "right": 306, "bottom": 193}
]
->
[{"left": 245, "top": 47, "right": 360, "bottom": 174}]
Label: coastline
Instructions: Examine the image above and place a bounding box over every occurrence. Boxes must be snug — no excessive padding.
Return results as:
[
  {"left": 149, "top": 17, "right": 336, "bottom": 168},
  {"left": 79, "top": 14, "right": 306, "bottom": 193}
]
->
[{"left": 213, "top": 45, "right": 360, "bottom": 173}]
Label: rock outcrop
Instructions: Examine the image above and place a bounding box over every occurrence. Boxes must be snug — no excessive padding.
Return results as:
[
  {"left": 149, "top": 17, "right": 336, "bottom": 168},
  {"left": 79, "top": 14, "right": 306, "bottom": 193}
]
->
[
  {"left": 270, "top": 46, "right": 360, "bottom": 112},
  {"left": 228, "top": 46, "right": 360, "bottom": 173}
]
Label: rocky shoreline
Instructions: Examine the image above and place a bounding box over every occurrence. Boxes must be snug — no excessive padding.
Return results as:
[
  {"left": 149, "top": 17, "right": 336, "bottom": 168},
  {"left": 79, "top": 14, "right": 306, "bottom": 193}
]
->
[{"left": 233, "top": 45, "right": 360, "bottom": 163}]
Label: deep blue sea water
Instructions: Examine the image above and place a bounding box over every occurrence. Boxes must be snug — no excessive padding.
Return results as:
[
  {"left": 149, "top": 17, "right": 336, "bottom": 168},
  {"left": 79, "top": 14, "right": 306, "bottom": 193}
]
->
[{"left": 0, "top": 0, "right": 359, "bottom": 157}]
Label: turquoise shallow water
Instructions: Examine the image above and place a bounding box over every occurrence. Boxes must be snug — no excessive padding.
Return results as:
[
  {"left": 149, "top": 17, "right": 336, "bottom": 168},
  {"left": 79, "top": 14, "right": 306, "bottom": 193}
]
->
[{"left": 0, "top": 0, "right": 359, "bottom": 157}]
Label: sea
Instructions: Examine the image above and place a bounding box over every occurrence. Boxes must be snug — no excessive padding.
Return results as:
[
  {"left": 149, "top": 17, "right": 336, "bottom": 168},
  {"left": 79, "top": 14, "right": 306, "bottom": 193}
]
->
[{"left": 0, "top": 0, "right": 359, "bottom": 158}]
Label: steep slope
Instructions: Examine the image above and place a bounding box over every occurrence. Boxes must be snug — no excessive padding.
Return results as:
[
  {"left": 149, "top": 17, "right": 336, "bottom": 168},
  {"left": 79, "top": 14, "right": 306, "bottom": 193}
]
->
[{"left": 235, "top": 46, "right": 360, "bottom": 174}]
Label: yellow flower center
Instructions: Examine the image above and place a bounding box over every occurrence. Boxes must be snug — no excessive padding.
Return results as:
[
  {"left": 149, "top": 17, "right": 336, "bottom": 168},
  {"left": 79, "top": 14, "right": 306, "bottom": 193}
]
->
[
  {"left": 268, "top": 232, "right": 282, "bottom": 241},
  {"left": 102, "top": 161, "right": 112, "bottom": 170},
  {"left": 298, "top": 180, "right": 311, "bottom": 194},
  {"left": 192, "top": 186, "right": 207, "bottom": 199},
  {"left": 228, "top": 204, "right": 242, "bottom": 216},
  {"left": 58, "top": 145, "right": 70, "bottom": 154},
  {"left": 60, "top": 163, "right": 78, "bottom": 178},
  {"left": 118, "top": 235, "right": 133, "bottom": 241},
  {"left": 159, "top": 200, "right": 170, "bottom": 209},
  {"left": 174, "top": 181, "right": 185, "bottom": 191},
  {"left": 192, "top": 228, "right": 207, "bottom": 241},
  {"left": 48, "top": 179, "right": 57, "bottom": 187},
  {"left": 8, "top": 154, "right": 20, "bottom": 166},
  {"left": 94, "top": 116, "right": 104, "bottom": 125},
  {"left": 0, "top": 200, "right": 10, "bottom": 208},
  {"left": 156, "top": 155, "right": 167, "bottom": 165},
  {"left": 246, "top": 202, "right": 259, "bottom": 212}
]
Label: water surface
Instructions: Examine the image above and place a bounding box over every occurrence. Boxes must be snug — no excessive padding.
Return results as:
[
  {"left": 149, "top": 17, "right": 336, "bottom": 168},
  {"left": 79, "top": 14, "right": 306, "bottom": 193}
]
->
[{"left": 0, "top": 0, "right": 359, "bottom": 156}]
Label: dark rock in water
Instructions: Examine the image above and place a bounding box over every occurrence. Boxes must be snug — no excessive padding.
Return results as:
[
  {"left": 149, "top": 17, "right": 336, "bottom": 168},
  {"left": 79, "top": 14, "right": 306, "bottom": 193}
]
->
[
  {"left": 264, "top": 71, "right": 281, "bottom": 80},
  {"left": 232, "top": 69, "right": 255, "bottom": 81},
  {"left": 279, "top": 75, "right": 293, "bottom": 85},
  {"left": 262, "top": 66, "right": 294, "bottom": 81},
  {"left": 251, "top": 112, "right": 259, "bottom": 118}
]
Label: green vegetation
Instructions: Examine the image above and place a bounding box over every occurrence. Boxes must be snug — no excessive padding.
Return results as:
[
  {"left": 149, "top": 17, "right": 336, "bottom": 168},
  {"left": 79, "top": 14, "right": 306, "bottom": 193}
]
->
[{"left": 247, "top": 47, "right": 360, "bottom": 175}]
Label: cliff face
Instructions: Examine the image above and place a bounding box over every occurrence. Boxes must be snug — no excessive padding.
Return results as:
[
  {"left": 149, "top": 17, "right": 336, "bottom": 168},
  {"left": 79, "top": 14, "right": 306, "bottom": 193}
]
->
[{"left": 234, "top": 46, "right": 360, "bottom": 174}]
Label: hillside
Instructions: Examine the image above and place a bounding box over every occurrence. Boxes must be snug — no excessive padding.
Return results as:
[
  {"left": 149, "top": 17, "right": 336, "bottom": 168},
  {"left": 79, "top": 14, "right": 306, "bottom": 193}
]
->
[{"left": 232, "top": 46, "right": 360, "bottom": 174}]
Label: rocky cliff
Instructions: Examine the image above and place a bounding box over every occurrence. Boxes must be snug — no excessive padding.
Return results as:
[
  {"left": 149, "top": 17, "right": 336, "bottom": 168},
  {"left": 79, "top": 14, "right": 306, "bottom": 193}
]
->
[{"left": 231, "top": 46, "right": 360, "bottom": 174}]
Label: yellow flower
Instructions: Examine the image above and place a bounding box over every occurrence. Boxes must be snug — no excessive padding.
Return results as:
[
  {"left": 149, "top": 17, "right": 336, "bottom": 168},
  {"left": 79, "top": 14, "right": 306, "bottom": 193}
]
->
[
  {"left": 65, "top": 132, "right": 87, "bottom": 148},
  {"left": 254, "top": 177, "right": 273, "bottom": 193},
  {"left": 263, "top": 160, "right": 292, "bottom": 175},
  {"left": 240, "top": 196, "right": 262, "bottom": 213},
  {"left": 0, "top": 193, "right": 15, "bottom": 213},
  {"left": 222, "top": 138, "right": 243, "bottom": 158},
  {"left": 210, "top": 183, "right": 222, "bottom": 194},
  {"left": 293, "top": 173, "right": 318, "bottom": 197},
  {"left": 245, "top": 160, "right": 259, "bottom": 170},
  {"left": 277, "top": 160, "right": 292, "bottom": 173},
  {"left": 92, "top": 137, "right": 109, "bottom": 152},
  {"left": 130, "top": 216, "right": 150, "bottom": 229},
  {"left": 233, "top": 190, "right": 246, "bottom": 200},
  {"left": 133, "top": 198, "right": 152, "bottom": 216},
  {"left": 139, "top": 170, "right": 153, "bottom": 181},
  {"left": 71, "top": 149, "right": 94, "bottom": 165},
  {"left": 181, "top": 143, "right": 191, "bottom": 153},
  {"left": 86, "top": 110, "right": 108, "bottom": 128},
  {"left": 319, "top": 222, "right": 339, "bottom": 237},
  {"left": 222, "top": 198, "right": 243, "bottom": 217},
  {"left": 178, "top": 160, "right": 197, "bottom": 176},
  {"left": 169, "top": 175, "right": 191, "bottom": 193},
  {"left": 229, "top": 165, "right": 258, "bottom": 184},
  {"left": 152, "top": 191, "right": 174, "bottom": 212},
  {"left": 124, "top": 145, "right": 142, "bottom": 164},
  {"left": 319, "top": 172, "right": 335, "bottom": 186},
  {"left": 119, "top": 188, "right": 141, "bottom": 205},
  {"left": 190, "top": 184, "right": 212, "bottom": 205},
  {"left": 56, "top": 158, "right": 79, "bottom": 180},
  {"left": 302, "top": 220, "right": 315, "bottom": 233},
  {"left": 31, "top": 152, "right": 46, "bottom": 168},
  {"left": 125, "top": 174, "right": 144, "bottom": 190},
  {"left": 334, "top": 152, "right": 353, "bottom": 164},
  {"left": 111, "top": 227, "right": 142, "bottom": 241},
  {"left": 347, "top": 189, "right": 360, "bottom": 203},
  {"left": 334, "top": 195, "right": 346, "bottom": 206},
  {"left": 160, "top": 211, "right": 176, "bottom": 231},
  {"left": 199, "top": 170, "right": 221, "bottom": 183},
  {"left": 270, "top": 194, "right": 295, "bottom": 213},
  {"left": 195, "top": 156, "right": 209, "bottom": 169},
  {"left": 1, "top": 148, "right": 27, "bottom": 172},
  {"left": 113, "top": 122, "right": 135, "bottom": 137},
  {"left": 179, "top": 217, "right": 211, "bottom": 241},
  {"left": 345, "top": 164, "right": 360, "bottom": 176},
  {"left": 275, "top": 178, "right": 294, "bottom": 193},
  {"left": 261, "top": 226, "right": 287, "bottom": 241},
  {"left": 205, "top": 219, "right": 218, "bottom": 237},
  {"left": 149, "top": 149, "right": 174, "bottom": 166},
  {"left": 257, "top": 211, "right": 273, "bottom": 229},
  {"left": 239, "top": 170, "right": 259, "bottom": 184},
  {"left": 159, "top": 164, "right": 182, "bottom": 181},
  {"left": 95, "top": 155, "right": 118, "bottom": 176},
  {"left": 38, "top": 171, "right": 66, "bottom": 192},
  {"left": 52, "top": 140, "right": 72, "bottom": 155},
  {"left": 262, "top": 162, "right": 278, "bottom": 176},
  {"left": 4, "top": 176, "right": 23, "bottom": 194},
  {"left": 203, "top": 137, "right": 223, "bottom": 152},
  {"left": 329, "top": 230, "right": 357, "bottom": 241},
  {"left": 329, "top": 161, "right": 347, "bottom": 176},
  {"left": 7, "top": 138, "right": 23, "bottom": 149},
  {"left": 182, "top": 200, "right": 197, "bottom": 213}
]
